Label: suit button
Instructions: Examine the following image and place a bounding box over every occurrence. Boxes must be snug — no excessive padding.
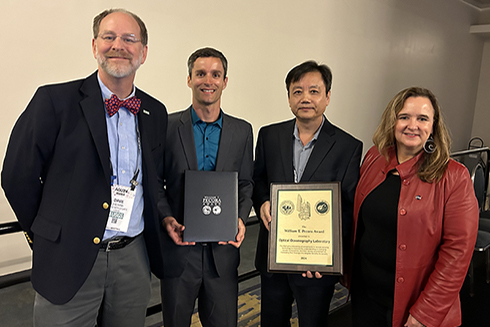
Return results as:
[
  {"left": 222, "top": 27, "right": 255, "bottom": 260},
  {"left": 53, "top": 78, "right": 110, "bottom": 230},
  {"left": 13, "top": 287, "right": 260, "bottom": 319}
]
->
[
  {"left": 103, "top": 202, "right": 109, "bottom": 210},
  {"left": 400, "top": 208, "right": 407, "bottom": 216},
  {"left": 397, "top": 277, "right": 405, "bottom": 283},
  {"left": 403, "top": 179, "right": 410, "bottom": 186},
  {"left": 399, "top": 244, "right": 407, "bottom": 251},
  {"left": 93, "top": 237, "right": 101, "bottom": 245}
]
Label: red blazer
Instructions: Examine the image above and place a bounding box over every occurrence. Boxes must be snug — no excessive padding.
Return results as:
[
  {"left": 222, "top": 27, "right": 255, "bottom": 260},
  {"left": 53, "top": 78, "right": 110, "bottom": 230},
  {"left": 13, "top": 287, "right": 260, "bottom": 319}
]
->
[{"left": 350, "top": 146, "right": 478, "bottom": 327}]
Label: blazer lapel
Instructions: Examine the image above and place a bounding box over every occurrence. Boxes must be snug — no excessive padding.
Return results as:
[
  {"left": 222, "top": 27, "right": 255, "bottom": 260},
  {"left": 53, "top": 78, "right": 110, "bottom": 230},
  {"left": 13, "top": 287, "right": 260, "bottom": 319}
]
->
[
  {"left": 135, "top": 89, "right": 154, "bottom": 177},
  {"left": 279, "top": 120, "right": 295, "bottom": 182},
  {"left": 178, "top": 108, "right": 199, "bottom": 170},
  {"left": 215, "top": 113, "right": 232, "bottom": 172},
  {"left": 79, "top": 72, "right": 112, "bottom": 185},
  {"left": 301, "top": 118, "right": 335, "bottom": 182}
]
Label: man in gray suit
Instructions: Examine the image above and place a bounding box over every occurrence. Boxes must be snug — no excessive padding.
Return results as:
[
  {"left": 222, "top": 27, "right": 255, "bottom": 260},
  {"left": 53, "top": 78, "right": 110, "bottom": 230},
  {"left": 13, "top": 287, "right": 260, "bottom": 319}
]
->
[{"left": 158, "top": 47, "right": 254, "bottom": 327}]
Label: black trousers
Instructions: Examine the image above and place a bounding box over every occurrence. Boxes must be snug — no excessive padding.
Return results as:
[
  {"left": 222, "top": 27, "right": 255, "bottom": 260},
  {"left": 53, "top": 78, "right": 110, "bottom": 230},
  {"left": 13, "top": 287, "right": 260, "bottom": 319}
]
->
[
  {"left": 351, "top": 286, "right": 393, "bottom": 327},
  {"left": 161, "top": 244, "right": 238, "bottom": 327},
  {"left": 260, "top": 273, "right": 335, "bottom": 327}
]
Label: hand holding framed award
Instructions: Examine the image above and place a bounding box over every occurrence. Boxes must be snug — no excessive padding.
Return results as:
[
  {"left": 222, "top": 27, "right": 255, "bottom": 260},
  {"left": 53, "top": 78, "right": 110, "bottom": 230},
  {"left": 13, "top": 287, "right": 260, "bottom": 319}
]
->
[{"left": 268, "top": 182, "right": 343, "bottom": 275}]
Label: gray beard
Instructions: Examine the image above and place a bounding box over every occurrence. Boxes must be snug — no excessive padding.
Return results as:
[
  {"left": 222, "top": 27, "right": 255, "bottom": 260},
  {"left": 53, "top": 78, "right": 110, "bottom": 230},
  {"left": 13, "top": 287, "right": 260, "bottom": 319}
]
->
[{"left": 96, "top": 50, "right": 142, "bottom": 78}]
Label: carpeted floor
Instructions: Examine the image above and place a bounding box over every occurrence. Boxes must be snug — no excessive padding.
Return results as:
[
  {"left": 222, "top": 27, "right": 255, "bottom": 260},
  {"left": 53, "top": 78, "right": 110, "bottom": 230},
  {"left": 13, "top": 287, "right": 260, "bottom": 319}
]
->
[
  {"left": 183, "top": 282, "right": 349, "bottom": 327},
  {"left": 5, "top": 264, "right": 489, "bottom": 327},
  {"left": 2, "top": 216, "right": 486, "bottom": 327}
]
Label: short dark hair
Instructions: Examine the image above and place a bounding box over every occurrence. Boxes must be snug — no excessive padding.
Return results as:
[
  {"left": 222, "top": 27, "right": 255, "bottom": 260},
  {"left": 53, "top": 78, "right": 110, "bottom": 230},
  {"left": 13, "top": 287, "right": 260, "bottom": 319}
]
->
[
  {"left": 187, "top": 47, "right": 228, "bottom": 78},
  {"left": 285, "top": 60, "right": 332, "bottom": 96},
  {"left": 93, "top": 9, "right": 148, "bottom": 46}
]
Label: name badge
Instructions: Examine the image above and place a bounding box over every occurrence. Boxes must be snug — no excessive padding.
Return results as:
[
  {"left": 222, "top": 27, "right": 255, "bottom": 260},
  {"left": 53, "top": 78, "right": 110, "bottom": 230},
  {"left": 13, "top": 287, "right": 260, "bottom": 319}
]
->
[{"left": 105, "top": 184, "right": 136, "bottom": 232}]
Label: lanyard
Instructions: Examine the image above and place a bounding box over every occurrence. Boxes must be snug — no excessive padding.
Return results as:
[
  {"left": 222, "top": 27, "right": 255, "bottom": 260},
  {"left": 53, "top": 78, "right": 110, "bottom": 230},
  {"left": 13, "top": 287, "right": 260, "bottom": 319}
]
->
[{"left": 110, "top": 114, "right": 141, "bottom": 191}]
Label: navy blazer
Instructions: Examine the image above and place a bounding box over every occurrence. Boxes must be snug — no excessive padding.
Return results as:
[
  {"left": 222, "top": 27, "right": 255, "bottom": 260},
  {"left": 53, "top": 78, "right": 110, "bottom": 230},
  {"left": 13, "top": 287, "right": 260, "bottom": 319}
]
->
[
  {"left": 158, "top": 107, "right": 254, "bottom": 278},
  {"left": 252, "top": 117, "right": 362, "bottom": 286},
  {"left": 1, "top": 72, "right": 167, "bottom": 304}
]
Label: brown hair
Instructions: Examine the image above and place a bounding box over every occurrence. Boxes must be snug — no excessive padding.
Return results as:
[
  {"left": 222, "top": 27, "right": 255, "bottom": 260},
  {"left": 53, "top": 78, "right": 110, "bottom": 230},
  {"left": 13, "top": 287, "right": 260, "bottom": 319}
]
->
[
  {"left": 93, "top": 9, "right": 148, "bottom": 46},
  {"left": 187, "top": 47, "right": 228, "bottom": 78}
]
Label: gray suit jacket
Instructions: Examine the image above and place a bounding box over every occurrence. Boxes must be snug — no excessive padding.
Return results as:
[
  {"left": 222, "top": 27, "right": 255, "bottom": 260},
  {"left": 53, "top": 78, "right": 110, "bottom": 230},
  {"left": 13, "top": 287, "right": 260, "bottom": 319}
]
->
[{"left": 158, "top": 107, "right": 254, "bottom": 277}]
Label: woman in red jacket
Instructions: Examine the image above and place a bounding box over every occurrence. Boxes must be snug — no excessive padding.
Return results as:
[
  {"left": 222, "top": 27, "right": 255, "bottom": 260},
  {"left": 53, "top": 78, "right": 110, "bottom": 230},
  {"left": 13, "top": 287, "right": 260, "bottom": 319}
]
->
[{"left": 350, "top": 87, "right": 479, "bottom": 327}]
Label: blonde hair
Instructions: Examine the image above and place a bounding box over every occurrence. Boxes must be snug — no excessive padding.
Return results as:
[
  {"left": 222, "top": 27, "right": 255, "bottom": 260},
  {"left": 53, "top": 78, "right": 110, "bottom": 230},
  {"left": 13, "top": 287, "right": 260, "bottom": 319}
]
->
[{"left": 373, "top": 87, "right": 451, "bottom": 183}]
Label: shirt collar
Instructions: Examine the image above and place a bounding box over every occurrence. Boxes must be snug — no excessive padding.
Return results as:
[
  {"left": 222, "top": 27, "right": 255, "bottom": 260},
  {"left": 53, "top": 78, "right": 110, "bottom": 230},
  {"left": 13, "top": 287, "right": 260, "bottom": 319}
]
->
[
  {"left": 293, "top": 116, "right": 325, "bottom": 145},
  {"left": 97, "top": 72, "right": 136, "bottom": 101},
  {"left": 190, "top": 105, "right": 223, "bottom": 128}
]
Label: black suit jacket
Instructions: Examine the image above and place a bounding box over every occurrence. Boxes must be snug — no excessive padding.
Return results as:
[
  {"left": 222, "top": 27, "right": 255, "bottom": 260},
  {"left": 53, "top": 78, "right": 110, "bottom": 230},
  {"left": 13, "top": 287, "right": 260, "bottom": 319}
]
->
[
  {"left": 1, "top": 72, "right": 167, "bottom": 304},
  {"left": 158, "top": 107, "right": 254, "bottom": 278},
  {"left": 253, "top": 117, "right": 362, "bottom": 286}
]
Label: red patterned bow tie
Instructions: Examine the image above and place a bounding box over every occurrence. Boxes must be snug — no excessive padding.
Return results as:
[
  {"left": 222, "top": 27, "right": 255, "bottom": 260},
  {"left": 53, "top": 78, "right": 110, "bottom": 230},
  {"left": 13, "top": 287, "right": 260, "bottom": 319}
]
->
[{"left": 105, "top": 94, "right": 141, "bottom": 117}]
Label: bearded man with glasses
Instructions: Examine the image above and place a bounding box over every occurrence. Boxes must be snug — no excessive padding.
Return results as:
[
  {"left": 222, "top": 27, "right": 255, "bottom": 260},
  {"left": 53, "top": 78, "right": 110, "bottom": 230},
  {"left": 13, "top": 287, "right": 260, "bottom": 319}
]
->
[{"left": 2, "top": 8, "right": 167, "bottom": 327}]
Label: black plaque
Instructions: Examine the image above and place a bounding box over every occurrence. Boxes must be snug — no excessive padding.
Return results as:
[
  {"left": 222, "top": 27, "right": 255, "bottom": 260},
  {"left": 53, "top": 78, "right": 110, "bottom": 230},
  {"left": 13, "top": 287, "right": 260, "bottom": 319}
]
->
[{"left": 183, "top": 170, "right": 238, "bottom": 242}]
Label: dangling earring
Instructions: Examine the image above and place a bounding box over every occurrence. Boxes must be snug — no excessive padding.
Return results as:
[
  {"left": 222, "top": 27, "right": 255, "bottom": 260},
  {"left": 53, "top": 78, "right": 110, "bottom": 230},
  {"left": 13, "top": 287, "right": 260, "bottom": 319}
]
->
[{"left": 423, "top": 134, "right": 436, "bottom": 154}]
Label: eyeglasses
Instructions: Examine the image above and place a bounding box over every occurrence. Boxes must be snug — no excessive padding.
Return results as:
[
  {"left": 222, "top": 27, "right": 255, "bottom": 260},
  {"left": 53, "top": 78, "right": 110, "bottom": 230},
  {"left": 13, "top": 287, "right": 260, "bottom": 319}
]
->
[{"left": 97, "top": 33, "right": 141, "bottom": 45}]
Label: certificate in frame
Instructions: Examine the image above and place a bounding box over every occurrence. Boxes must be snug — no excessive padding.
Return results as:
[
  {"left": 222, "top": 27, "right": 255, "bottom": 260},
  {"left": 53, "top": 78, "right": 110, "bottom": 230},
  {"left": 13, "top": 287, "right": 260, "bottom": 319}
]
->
[{"left": 268, "top": 182, "right": 343, "bottom": 275}]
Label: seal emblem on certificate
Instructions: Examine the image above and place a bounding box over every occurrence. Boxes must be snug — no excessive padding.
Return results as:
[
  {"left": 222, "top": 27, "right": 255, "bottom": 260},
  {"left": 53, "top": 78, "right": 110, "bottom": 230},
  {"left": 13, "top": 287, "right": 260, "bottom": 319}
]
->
[
  {"left": 268, "top": 182, "right": 343, "bottom": 275},
  {"left": 279, "top": 200, "right": 294, "bottom": 215}
]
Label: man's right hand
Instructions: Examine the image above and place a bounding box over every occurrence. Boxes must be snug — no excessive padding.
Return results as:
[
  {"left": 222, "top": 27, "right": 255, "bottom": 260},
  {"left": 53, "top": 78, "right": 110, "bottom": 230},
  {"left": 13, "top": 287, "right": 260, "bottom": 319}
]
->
[
  {"left": 162, "top": 216, "right": 195, "bottom": 246},
  {"left": 260, "top": 201, "right": 272, "bottom": 231}
]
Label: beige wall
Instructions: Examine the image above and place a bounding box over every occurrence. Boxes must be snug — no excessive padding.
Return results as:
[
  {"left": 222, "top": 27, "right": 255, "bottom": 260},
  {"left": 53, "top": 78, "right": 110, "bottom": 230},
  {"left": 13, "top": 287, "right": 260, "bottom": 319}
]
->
[
  {"left": 0, "top": 0, "right": 484, "bottom": 276},
  {"left": 472, "top": 40, "right": 490, "bottom": 144},
  {"left": 469, "top": 9, "right": 490, "bottom": 146}
]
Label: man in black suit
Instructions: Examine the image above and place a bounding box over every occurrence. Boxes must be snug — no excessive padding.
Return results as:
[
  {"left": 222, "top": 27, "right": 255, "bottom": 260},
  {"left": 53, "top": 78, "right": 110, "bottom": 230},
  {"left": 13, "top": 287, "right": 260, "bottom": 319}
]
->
[
  {"left": 253, "top": 61, "right": 362, "bottom": 327},
  {"left": 1, "top": 9, "right": 167, "bottom": 327},
  {"left": 158, "top": 47, "right": 254, "bottom": 327}
]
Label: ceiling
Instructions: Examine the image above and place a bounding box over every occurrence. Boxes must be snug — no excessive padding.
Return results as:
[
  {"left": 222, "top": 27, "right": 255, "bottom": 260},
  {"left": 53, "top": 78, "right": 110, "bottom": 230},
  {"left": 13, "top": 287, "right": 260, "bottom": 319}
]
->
[{"left": 462, "top": 0, "right": 490, "bottom": 9}]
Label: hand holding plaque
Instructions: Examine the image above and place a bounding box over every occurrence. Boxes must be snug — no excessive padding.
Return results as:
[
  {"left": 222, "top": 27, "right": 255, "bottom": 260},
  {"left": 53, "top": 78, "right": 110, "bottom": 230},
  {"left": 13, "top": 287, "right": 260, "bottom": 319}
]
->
[
  {"left": 268, "top": 182, "right": 343, "bottom": 275},
  {"left": 163, "top": 216, "right": 195, "bottom": 246}
]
